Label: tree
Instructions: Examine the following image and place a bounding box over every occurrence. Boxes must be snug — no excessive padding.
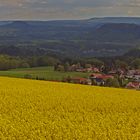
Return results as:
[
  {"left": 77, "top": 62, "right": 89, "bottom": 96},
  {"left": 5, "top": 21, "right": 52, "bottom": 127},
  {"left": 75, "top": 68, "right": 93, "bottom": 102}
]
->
[
  {"left": 87, "top": 58, "right": 104, "bottom": 67},
  {"left": 57, "top": 65, "right": 64, "bottom": 71},
  {"left": 44, "top": 56, "right": 60, "bottom": 66},
  {"left": 131, "top": 58, "right": 140, "bottom": 69},
  {"left": 20, "top": 62, "right": 30, "bottom": 68},
  {"left": 64, "top": 62, "right": 70, "bottom": 72},
  {"left": 28, "top": 57, "right": 38, "bottom": 67},
  {"left": 115, "top": 60, "right": 128, "bottom": 69},
  {"left": 66, "top": 76, "right": 71, "bottom": 83},
  {"left": 24, "top": 74, "right": 32, "bottom": 79},
  {"left": 85, "top": 64, "right": 92, "bottom": 68},
  {"left": 76, "top": 62, "right": 81, "bottom": 69},
  {"left": 37, "top": 56, "right": 48, "bottom": 66},
  {"left": 105, "top": 78, "right": 120, "bottom": 88}
]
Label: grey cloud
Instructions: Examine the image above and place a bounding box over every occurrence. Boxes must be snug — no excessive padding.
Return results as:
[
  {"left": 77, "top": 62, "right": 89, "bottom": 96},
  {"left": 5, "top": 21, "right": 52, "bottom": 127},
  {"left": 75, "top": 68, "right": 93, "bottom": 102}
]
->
[{"left": 0, "top": 0, "right": 140, "bottom": 20}]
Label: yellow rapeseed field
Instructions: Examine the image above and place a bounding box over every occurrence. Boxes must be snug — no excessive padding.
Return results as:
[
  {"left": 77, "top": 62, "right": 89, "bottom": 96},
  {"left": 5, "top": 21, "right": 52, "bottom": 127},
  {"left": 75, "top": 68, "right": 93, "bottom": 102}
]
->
[{"left": 0, "top": 77, "right": 140, "bottom": 139}]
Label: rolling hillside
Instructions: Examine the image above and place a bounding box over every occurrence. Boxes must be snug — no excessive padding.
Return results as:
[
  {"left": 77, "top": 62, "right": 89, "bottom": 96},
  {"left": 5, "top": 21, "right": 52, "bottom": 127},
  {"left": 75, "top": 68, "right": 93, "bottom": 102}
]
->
[
  {"left": 0, "top": 77, "right": 139, "bottom": 139},
  {"left": 0, "top": 17, "right": 140, "bottom": 57}
]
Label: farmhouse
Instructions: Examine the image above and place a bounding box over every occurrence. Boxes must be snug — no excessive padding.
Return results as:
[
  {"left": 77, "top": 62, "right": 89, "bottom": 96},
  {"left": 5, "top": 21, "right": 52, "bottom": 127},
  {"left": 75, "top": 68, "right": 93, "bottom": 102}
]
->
[
  {"left": 90, "top": 73, "right": 114, "bottom": 86},
  {"left": 71, "top": 77, "right": 88, "bottom": 84},
  {"left": 127, "top": 70, "right": 140, "bottom": 76},
  {"left": 108, "top": 70, "right": 117, "bottom": 75},
  {"left": 126, "top": 82, "right": 140, "bottom": 89},
  {"left": 92, "top": 67, "right": 100, "bottom": 73}
]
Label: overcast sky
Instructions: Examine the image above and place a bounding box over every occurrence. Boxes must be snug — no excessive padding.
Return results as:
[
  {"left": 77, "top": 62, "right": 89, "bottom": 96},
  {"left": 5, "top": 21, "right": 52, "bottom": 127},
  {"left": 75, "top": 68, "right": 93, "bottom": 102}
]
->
[{"left": 0, "top": 0, "right": 140, "bottom": 20}]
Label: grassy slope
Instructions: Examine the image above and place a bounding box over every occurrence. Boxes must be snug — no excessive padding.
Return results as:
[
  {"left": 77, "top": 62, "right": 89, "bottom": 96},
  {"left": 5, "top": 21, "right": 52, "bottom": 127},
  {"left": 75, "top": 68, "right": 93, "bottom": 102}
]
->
[
  {"left": 0, "top": 66, "right": 91, "bottom": 80},
  {"left": 0, "top": 77, "right": 139, "bottom": 139}
]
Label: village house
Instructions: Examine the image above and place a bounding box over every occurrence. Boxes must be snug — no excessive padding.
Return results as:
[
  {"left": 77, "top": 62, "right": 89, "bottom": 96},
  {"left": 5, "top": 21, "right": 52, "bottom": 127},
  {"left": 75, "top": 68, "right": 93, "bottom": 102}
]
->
[
  {"left": 92, "top": 67, "right": 100, "bottom": 73},
  {"left": 69, "top": 64, "right": 77, "bottom": 71},
  {"left": 133, "top": 75, "right": 140, "bottom": 80},
  {"left": 71, "top": 77, "right": 88, "bottom": 84},
  {"left": 127, "top": 69, "right": 140, "bottom": 76},
  {"left": 86, "top": 67, "right": 93, "bottom": 72},
  {"left": 125, "top": 69, "right": 140, "bottom": 81},
  {"left": 76, "top": 68, "right": 85, "bottom": 72},
  {"left": 126, "top": 82, "right": 140, "bottom": 89},
  {"left": 108, "top": 70, "right": 117, "bottom": 75},
  {"left": 76, "top": 67, "right": 100, "bottom": 73},
  {"left": 90, "top": 73, "right": 114, "bottom": 86}
]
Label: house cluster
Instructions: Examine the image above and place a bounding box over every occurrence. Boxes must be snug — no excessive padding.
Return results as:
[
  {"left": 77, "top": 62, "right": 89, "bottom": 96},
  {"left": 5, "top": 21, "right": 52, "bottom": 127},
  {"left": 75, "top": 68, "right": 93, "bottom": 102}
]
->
[
  {"left": 66, "top": 68, "right": 140, "bottom": 90},
  {"left": 125, "top": 70, "right": 140, "bottom": 80},
  {"left": 70, "top": 65, "right": 100, "bottom": 73},
  {"left": 125, "top": 69, "right": 140, "bottom": 89},
  {"left": 90, "top": 73, "right": 114, "bottom": 86},
  {"left": 66, "top": 73, "right": 114, "bottom": 86},
  {"left": 103, "top": 69, "right": 140, "bottom": 89},
  {"left": 108, "top": 69, "right": 140, "bottom": 89},
  {"left": 56, "top": 62, "right": 140, "bottom": 89},
  {"left": 126, "top": 82, "right": 140, "bottom": 89}
]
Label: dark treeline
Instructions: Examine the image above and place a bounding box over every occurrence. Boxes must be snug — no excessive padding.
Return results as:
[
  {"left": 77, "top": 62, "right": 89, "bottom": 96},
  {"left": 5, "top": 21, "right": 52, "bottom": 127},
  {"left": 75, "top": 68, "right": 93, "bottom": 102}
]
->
[
  {"left": 100, "top": 56, "right": 140, "bottom": 70},
  {"left": 0, "top": 55, "right": 60, "bottom": 70},
  {"left": 0, "top": 48, "right": 140, "bottom": 71},
  {"left": 54, "top": 56, "right": 140, "bottom": 72},
  {"left": 54, "top": 57, "right": 104, "bottom": 72},
  {"left": 0, "top": 54, "right": 105, "bottom": 71}
]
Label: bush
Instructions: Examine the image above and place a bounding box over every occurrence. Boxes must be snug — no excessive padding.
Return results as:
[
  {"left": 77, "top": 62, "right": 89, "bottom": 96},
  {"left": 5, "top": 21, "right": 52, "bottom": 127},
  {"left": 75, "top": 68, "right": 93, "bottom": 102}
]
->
[
  {"left": 20, "top": 62, "right": 30, "bottom": 68},
  {"left": 24, "top": 74, "right": 32, "bottom": 79},
  {"left": 105, "top": 78, "right": 120, "bottom": 88},
  {"left": 35, "top": 76, "right": 46, "bottom": 80}
]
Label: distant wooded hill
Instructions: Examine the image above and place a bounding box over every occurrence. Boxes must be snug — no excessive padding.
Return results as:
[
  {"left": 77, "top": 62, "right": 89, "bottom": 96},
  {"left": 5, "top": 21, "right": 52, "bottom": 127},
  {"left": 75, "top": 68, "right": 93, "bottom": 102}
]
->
[{"left": 0, "top": 17, "right": 140, "bottom": 57}]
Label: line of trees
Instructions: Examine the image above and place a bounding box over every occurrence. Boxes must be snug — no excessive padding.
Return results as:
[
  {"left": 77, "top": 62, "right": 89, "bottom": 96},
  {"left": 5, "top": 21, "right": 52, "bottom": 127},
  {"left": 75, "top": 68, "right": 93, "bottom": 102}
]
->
[
  {"left": 0, "top": 55, "right": 60, "bottom": 70},
  {"left": 102, "top": 57, "right": 140, "bottom": 70},
  {"left": 0, "top": 53, "right": 140, "bottom": 71},
  {"left": 54, "top": 58, "right": 104, "bottom": 72}
]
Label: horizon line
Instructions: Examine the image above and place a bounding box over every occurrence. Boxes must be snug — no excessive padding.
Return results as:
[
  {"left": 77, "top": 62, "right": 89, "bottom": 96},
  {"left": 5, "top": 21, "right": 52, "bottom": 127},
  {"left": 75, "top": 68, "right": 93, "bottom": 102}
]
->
[{"left": 0, "top": 16, "right": 140, "bottom": 21}]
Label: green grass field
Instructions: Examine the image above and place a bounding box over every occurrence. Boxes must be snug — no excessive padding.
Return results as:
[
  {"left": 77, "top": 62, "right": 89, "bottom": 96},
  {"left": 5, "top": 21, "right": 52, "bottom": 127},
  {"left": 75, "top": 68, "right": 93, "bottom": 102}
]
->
[{"left": 0, "top": 66, "right": 91, "bottom": 81}]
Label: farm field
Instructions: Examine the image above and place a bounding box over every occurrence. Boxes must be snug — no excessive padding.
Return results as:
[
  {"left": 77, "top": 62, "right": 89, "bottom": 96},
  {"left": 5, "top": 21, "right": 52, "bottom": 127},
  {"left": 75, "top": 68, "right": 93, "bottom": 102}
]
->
[
  {"left": 0, "top": 66, "right": 90, "bottom": 81},
  {"left": 0, "top": 77, "right": 140, "bottom": 139}
]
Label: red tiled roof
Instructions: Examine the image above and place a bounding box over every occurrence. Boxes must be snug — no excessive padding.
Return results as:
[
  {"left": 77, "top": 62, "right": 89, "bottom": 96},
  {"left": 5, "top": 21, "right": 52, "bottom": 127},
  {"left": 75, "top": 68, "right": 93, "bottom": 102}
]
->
[
  {"left": 90, "top": 74, "right": 114, "bottom": 79},
  {"left": 97, "top": 75, "right": 114, "bottom": 79},
  {"left": 127, "top": 82, "right": 140, "bottom": 88},
  {"left": 90, "top": 73, "right": 102, "bottom": 77},
  {"left": 71, "top": 77, "right": 87, "bottom": 81}
]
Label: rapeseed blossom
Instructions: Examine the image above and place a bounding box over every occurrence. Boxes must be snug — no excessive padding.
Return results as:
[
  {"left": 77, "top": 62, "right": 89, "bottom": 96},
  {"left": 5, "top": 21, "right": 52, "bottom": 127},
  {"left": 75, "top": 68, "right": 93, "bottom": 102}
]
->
[{"left": 0, "top": 77, "right": 139, "bottom": 139}]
